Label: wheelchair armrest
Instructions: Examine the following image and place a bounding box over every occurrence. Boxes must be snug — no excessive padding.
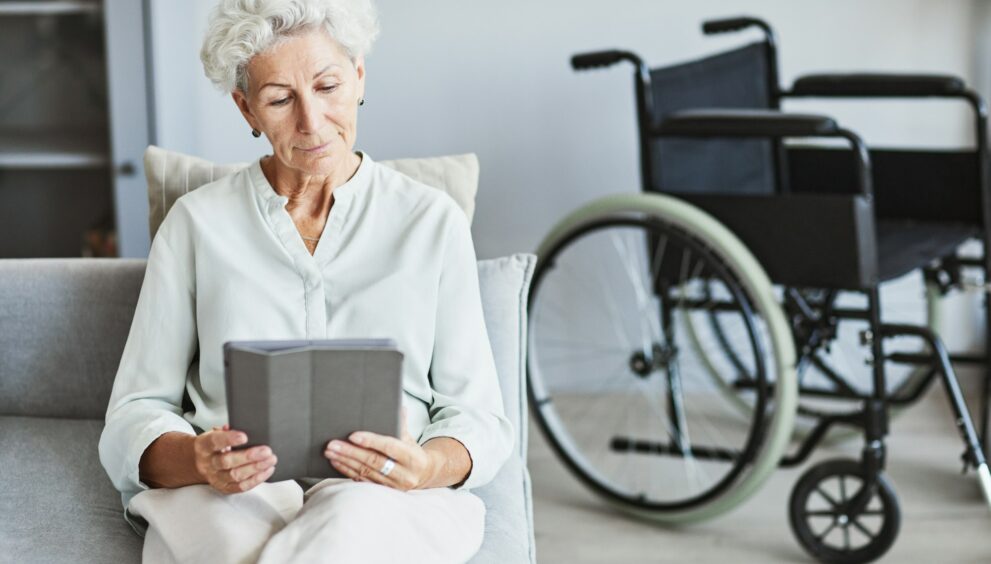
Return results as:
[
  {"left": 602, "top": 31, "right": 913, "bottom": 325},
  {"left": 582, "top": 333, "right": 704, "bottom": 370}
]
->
[
  {"left": 788, "top": 73, "right": 966, "bottom": 97},
  {"left": 654, "top": 109, "right": 838, "bottom": 138}
]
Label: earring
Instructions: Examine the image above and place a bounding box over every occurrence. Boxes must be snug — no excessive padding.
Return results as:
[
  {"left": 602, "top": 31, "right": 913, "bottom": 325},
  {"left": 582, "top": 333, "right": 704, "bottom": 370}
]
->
[
  {"left": 358, "top": 98, "right": 365, "bottom": 106},
  {"left": 251, "top": 128, "right": 261, "bottom": 138}
]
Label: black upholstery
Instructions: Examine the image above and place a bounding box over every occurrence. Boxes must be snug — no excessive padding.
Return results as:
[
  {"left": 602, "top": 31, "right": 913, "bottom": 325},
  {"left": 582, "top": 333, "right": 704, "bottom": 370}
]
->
[
  {"left": 648, "top": 42, "right": 776, "bottom": 195},
  {"left": 790, "top": 73, "right": 965, "bottom": 97},
  {"left": 876, "top": 220, "right": 976, "bottom": 282},
  {"left": 787, "top": 147, "right": 983, "bottom": 225},
  {"left": 657, "top": 109, "right": 837, "bottom": 137}
]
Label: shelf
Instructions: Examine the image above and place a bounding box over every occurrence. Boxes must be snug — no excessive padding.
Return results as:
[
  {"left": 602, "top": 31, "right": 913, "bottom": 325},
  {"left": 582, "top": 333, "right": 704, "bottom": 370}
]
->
[
  {"left": 0, "top": 129, "right": 109, "bottom": 169},
  {"left": 0, "top": 1, "right": 100, "bottom": 16}
]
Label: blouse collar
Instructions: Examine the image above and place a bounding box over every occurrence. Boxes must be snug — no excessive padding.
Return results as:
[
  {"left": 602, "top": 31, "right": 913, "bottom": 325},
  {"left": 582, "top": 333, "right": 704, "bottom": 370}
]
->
[
  {"left": 247, "top": 150, "right": 373, "bottom": 209},
  {"left": 247, "top": 151, "right": 373, "bottom": 267}
]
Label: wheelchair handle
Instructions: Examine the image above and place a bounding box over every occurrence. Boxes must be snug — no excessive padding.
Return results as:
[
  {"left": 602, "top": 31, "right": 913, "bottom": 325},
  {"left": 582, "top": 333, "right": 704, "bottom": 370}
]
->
[
  {"left": 702, "top": 16, "right": 765, "bottom": 35},
  {"left": 571, "top": 50, "right": 634, "bottom": 71}
]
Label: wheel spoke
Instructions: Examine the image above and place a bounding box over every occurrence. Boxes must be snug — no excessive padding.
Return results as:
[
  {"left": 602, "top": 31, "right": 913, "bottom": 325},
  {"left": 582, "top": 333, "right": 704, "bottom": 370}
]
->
[
  {"left": 649, "top": 234, "right": 669, "bottom": 287},
  {"left": 610, "top": 231, "right": 657, "bottom": 353},
  {"left": 851, "top": 517, "right": 877, "bottom": 541},
  {"left": 814, "top": 486, "right": 842, "bottom": 508},
  {"left": 549, "top": 261, "right": 619, "bottom": 337},
  {"left": 538, "top": 336, "right": 630, "bottom": 354},
  {"left": 803, "top": 509, "right": 840, "bottom": 517},
  {"left": 537, "top": 348, "right": 629, "bottom": 366},
  {"left": 814, "top": 521, "right": 838, "bottom": 543}
]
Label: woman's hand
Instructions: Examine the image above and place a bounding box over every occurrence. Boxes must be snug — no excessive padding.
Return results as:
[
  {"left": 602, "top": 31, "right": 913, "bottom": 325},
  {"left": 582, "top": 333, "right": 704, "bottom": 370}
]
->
[
  {"left": 194, "top": 424, "right": 278, "bottom": 494},
  {"left": 324, "top": 407, "right": 438, "bottom": 491}
]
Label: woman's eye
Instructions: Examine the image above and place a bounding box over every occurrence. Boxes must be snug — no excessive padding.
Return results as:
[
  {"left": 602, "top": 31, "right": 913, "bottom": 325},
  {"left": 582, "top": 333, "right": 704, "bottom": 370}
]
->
[
  {"left": 318, "top": 85, "right": 339, "bottom": 93},
  {"left": 270, "top": 97, "right": 290, "bottom": 107}
]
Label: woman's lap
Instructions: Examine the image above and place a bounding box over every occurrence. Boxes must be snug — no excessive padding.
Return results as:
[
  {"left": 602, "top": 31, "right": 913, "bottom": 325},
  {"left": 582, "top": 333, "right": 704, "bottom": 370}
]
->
[{"left": 127, "top": 478, "right": 485, "bottom": 564}]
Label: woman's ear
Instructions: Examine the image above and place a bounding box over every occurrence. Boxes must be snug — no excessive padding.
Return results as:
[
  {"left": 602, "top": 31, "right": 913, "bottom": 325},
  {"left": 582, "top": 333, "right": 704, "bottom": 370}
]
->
[
  {"left": 353, "top": 56, "right": 366, "bottom": 103},
  {"left": 231, "top": 89, "right": 260, "bottom": 132}
]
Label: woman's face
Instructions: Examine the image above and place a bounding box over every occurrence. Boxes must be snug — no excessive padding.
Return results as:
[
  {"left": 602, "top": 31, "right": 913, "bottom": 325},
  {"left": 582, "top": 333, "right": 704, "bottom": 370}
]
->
[{"left": 233, "top": 28, "right": 365, "bottom": 178}]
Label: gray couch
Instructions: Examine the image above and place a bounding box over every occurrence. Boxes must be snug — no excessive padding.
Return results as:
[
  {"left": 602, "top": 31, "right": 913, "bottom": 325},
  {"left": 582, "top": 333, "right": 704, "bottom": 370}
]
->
[{"left": 0, "top": 255, "right": 536, "bottom": 563}]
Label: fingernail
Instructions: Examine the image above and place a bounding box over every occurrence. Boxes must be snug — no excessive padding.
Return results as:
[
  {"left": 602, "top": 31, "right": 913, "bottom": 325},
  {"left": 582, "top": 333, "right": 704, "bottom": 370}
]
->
[
  {"left": 329, "top": 442, "right": 342, "bottom": 452},
  {"left": 350, "top": 433, "right": 364, "bottom": 444},
  {"left": 236, "top": 434, "right": 247, "bottom": 444}
]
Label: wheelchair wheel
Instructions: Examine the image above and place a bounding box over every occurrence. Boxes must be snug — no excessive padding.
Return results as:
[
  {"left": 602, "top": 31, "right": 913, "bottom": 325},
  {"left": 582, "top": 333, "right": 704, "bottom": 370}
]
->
[
  {"left": 789, "top": 459, "right": 900, "bottom": 564},
  {"left": 528, "top": 193, "right": 797, "bottom": 524}
]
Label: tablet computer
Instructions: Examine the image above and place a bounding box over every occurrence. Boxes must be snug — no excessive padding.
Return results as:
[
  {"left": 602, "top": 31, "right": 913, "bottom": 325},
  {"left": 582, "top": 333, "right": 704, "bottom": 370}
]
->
[{"left": 223, "top": 338, "right": 403, "bottom": 482}]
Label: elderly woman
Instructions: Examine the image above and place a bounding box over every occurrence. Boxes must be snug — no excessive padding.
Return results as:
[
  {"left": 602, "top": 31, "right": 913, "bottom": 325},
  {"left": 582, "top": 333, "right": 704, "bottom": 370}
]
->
[{"left": 97, "top": 0, "right": 513, "bottom": 562}]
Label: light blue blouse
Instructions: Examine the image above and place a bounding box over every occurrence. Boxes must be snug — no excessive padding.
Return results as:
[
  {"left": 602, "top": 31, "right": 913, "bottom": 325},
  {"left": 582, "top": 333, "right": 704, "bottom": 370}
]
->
[{"left": 98, "top": 152, "right": 514, "bottom": 509}]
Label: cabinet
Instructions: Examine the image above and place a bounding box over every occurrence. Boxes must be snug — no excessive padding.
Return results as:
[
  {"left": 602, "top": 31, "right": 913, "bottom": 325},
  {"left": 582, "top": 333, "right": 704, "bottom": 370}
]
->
[{"left": 0, "top": 0, "right": 153, "bottom": 258}]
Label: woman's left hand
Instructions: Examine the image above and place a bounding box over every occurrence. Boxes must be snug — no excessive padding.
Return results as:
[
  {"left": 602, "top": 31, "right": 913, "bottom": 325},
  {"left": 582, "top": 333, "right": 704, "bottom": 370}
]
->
[{"left": 324, "top": 407, "right": 437, "bottom": 491}]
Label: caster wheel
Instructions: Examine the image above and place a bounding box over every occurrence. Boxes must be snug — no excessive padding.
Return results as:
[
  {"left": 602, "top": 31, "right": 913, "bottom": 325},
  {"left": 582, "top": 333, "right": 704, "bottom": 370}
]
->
[{"left": 789, "top": 459, "right": 900, "bottom": 563}]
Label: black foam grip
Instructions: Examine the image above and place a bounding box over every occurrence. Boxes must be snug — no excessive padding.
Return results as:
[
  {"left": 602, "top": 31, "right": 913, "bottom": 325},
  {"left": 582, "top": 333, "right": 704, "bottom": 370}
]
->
[
  {"left": 571, "top": 50, "right": 625, "bottom": 71},
  {"left": 702, "top": 17, "right": 757, "bottom": 35}
]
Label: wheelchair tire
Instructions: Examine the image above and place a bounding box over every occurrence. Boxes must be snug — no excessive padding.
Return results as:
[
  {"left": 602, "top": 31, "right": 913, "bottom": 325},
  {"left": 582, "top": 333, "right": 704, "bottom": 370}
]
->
[
  {"left": 789, "top": 458, "right": 900, "bottom": 564},
  {"left": 527, "top": 193, "right": 797, "bottom": 524}
]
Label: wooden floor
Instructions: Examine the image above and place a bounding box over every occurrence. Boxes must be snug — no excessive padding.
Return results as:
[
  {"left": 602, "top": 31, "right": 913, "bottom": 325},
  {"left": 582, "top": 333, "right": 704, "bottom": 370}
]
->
[{"left": 527, "top": 375, "right": 991, "bottom": 563}]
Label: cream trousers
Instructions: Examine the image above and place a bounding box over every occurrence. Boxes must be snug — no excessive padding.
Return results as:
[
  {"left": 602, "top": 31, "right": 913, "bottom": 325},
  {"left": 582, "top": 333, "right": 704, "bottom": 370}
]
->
[{"left": 126, "top": 477, "right": 486, "bottom": 564}]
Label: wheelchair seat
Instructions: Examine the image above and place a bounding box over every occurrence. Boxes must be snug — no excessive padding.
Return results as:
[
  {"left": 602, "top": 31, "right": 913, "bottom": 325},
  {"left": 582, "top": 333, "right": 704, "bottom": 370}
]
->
[{"left": 876, "top": 220, "right": 976, "bottom": 282}]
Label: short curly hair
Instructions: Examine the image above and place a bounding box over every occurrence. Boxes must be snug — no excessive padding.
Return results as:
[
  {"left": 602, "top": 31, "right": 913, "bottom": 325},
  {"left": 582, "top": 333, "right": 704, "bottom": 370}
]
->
[{"left": 200, "top": 0, "right": 380, "bottom": 94}]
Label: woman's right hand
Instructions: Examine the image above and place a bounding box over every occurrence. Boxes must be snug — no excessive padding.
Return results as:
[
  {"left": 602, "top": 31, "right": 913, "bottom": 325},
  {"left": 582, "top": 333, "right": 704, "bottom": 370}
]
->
[{"left": 194, "top": 424, "right": 278, "bottom": 493}]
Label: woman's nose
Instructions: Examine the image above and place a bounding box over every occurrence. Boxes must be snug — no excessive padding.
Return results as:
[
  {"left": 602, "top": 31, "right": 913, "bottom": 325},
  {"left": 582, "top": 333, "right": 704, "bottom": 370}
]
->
[{"left": 295, "top": 93, "right": 322, "bottom": 133}]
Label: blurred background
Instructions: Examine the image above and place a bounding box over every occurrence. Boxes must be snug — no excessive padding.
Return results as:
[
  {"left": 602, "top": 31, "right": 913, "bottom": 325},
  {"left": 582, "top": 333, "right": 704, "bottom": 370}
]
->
[{"left": 2, "top": 0, "right": 990, "bottom": 261}]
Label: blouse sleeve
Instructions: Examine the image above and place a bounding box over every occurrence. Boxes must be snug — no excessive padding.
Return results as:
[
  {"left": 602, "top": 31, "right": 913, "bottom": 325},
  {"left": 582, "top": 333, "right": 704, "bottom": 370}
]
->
[
  {"left": 417, "top": 206, "right": 515, "bottom": 490},
  {"left": 98, "top": 201, "right": 198, "bottom": 505}
]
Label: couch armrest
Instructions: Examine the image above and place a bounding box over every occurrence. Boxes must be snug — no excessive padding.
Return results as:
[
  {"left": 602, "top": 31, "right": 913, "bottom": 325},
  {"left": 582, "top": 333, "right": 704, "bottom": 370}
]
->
[{"left": 472, "top": 253, "right": 537, "bottom": 564}]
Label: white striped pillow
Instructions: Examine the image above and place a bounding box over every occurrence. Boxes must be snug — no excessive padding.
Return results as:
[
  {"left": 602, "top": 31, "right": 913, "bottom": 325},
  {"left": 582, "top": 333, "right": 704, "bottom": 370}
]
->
[{"left": 143, "top": 145, "right": 480, "bottom": 241}]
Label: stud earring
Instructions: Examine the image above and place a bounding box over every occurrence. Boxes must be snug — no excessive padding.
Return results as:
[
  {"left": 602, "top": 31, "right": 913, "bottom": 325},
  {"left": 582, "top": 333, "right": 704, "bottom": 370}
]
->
[
  {"left": 251, "top": 128, "right": 261, "bottom": 138},
  {"left": 358, "top": 98, "right": 365, "bottom": 106}
]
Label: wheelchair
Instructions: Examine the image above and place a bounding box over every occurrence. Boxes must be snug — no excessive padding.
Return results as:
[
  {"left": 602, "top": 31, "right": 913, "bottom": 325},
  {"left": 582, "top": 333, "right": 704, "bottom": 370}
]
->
[{"left": 527, "top": 16, "right": 991, "bottom": 563}]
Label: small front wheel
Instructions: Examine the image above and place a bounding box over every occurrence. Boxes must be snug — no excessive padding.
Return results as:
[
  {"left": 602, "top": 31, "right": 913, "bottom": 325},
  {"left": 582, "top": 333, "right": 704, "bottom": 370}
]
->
[{"left": 789, "top": 458, "right": 900, "bottom": 563}]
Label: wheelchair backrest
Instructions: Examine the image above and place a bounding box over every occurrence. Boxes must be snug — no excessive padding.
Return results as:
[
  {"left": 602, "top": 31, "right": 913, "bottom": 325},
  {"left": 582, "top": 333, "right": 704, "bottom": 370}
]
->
[{"left": 648, "top": 42, "right": 778, "bottom": 195}]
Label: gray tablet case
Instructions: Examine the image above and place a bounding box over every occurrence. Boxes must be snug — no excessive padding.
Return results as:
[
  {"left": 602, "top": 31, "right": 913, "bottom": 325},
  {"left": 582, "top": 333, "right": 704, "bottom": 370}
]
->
[{"left": 223, "top": 339, "right": 403, "bottom": 482}]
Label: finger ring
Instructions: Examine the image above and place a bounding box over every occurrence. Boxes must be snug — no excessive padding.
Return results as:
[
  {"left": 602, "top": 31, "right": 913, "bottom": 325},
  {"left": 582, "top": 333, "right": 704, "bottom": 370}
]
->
[{"left": 379, "top": 457, "right": 395, "bottom": 477}]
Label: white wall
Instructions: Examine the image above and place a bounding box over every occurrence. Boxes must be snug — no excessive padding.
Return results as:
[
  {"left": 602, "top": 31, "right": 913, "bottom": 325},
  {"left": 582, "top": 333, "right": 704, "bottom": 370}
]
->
[{"left": 149, "top": 0, "right": 981, "bottom": 259}]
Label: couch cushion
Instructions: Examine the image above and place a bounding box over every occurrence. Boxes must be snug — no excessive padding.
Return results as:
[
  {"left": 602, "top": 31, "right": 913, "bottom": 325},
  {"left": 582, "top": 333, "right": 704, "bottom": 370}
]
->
[
  {"left": 0, "top": 259, "right": 146, "bottom": 419},
  {"left": 144, "top": 145, "right": 480, "bottom": 241},
  {"left": 472, "top": 253, "right": 537, "bottom": 564},
  {"left": 0, "top": 416, "right": 142, "bottom": 563}
]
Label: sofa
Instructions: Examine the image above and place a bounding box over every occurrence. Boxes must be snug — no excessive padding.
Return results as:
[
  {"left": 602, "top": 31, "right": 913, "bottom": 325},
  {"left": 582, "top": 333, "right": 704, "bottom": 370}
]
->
[{"left": 0, "top": 149, "right": 538, "bottom": 563}]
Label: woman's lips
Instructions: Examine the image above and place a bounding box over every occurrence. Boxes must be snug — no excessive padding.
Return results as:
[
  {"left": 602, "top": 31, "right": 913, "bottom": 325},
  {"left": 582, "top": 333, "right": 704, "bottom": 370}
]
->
[{"left": 299, "top": 142, "right": 330, "bottom": 153}]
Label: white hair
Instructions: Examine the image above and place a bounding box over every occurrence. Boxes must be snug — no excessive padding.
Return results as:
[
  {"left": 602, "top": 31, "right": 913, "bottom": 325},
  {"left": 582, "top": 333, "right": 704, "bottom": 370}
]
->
[{"left": 200, "top": 0, "right": 380, "bottom": 93}]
